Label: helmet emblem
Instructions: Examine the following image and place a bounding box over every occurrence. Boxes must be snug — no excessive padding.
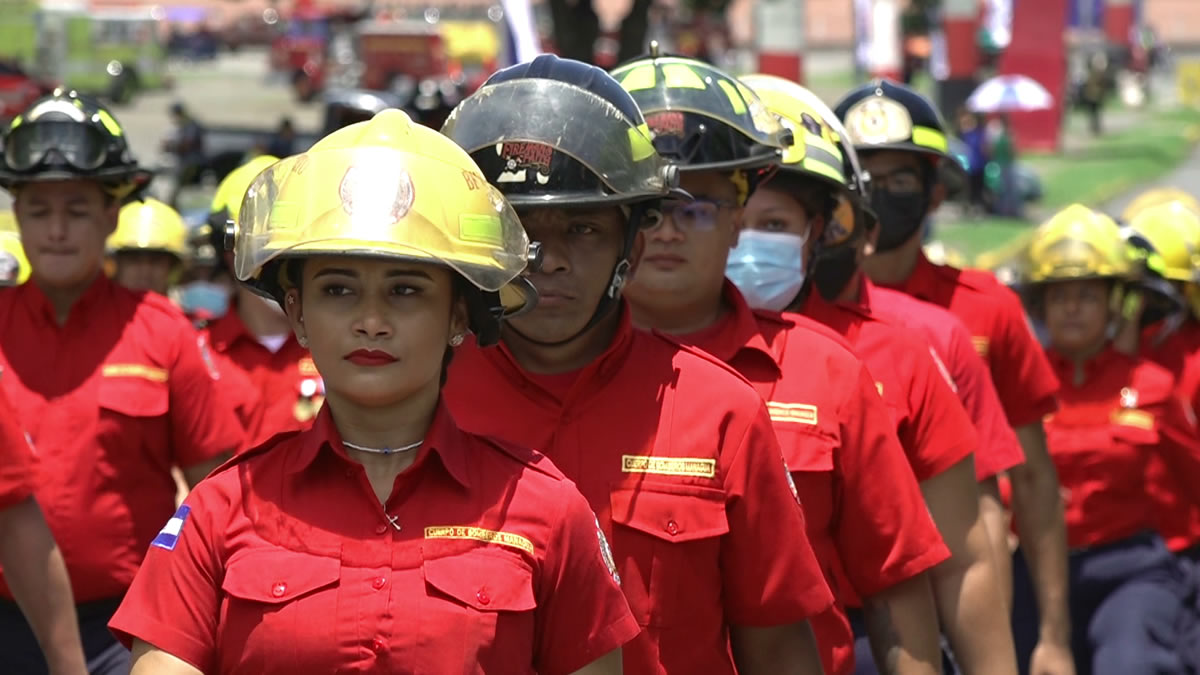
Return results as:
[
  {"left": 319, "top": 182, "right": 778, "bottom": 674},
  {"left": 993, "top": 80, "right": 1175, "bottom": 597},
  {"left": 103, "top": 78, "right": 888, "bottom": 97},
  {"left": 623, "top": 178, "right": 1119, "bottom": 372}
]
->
[
  {"left": 843, "top": 97, "right": 913, "bottom": 146},
  {"left": 339, "top": 163, "right": 415, "bottom": 224}
]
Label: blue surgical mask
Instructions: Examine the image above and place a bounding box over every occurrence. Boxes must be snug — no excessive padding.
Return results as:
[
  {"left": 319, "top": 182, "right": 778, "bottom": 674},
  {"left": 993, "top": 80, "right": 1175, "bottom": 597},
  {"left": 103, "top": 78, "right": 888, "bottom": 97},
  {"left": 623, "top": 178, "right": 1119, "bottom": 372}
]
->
[
  {"left": 726, "top": 230, "right": 808, "bottom": 312},
  {"left": 177, "top": 280, "right": 231, "bottom": 320}
]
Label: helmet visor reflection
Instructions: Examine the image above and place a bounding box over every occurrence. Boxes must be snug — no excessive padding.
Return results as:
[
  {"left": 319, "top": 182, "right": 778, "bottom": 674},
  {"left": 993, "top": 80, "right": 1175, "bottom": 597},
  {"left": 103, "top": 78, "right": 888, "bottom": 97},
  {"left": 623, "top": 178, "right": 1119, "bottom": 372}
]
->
[{"left": 4, "top": 122, "right": 109, "bottom": 173}]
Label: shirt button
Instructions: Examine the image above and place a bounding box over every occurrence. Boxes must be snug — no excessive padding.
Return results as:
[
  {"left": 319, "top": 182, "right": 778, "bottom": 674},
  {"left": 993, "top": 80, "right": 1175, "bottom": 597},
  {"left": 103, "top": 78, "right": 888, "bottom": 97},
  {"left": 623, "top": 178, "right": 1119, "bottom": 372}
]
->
[
  {"left": 271, "top": 582, "right": 287, "bottom": 598},
  {"left": 371, "top": 638, "right": 386, "bottom": 653},
  {"left": 372, "top": 576, "right": 387, "bottom": 590},
  {"left": 476, "top": 590, "right": 491, "bottom": 606},
  {"left": 665, "top": 519, "right": 679, "bottom": 536},
  {"left": 375, "top": 524, "right": 388, "bottom": 535}
]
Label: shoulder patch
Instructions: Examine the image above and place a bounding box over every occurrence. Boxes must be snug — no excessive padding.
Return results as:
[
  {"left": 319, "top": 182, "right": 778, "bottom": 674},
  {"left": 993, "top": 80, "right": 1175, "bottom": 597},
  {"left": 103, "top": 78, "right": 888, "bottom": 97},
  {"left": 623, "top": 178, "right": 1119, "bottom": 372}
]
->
[
  {"left": 151, "top": 504, "right": 191, "bottom": 551},
  {"left": 595, "top": 514, "right": 620, "bottom": 585},
  {"left": 972, "top": 336, "right": 990, "bottom": 358}
]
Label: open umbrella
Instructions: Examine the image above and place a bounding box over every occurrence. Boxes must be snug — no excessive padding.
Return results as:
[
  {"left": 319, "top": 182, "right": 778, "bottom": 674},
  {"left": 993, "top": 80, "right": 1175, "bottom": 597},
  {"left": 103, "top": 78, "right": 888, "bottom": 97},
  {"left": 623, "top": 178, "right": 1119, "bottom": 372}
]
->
[{"left": 966, "top": 74, "right": 1053, "bottom": 113}]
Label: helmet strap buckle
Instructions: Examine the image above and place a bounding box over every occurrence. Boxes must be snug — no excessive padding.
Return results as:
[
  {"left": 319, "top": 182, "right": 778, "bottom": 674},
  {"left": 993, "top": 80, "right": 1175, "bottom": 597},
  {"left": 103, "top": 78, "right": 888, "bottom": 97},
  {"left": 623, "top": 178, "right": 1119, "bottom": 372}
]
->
[{"left": 608, "top": 258, "right": 632, "bottom": 299}]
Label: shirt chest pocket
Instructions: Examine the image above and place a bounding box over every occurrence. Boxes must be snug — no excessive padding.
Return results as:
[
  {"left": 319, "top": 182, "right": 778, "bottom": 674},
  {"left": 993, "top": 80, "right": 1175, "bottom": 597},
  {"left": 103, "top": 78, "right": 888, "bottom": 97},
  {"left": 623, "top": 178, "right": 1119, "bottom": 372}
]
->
[
  {"left": 96, "top": 373, "right": 170, "bottom": 451},
  {"left": 609, "top": 483, "right": 729, "bottom": 628},
  {"left": 422, "top": 548, "right": 537, "bottom": 673},
  {"left": 218, "top": 549, "right": 340, "bottom": 668}
]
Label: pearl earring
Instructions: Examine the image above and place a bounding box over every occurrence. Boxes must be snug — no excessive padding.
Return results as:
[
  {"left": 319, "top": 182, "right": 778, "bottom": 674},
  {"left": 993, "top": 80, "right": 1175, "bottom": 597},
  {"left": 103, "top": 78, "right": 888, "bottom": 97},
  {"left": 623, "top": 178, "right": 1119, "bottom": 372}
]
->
[
  {"left": 298, "top": 336, "right": 309, "bottom": 347},
  {"left": 449, "top": 333, "right": 465, "bottom": 347}
]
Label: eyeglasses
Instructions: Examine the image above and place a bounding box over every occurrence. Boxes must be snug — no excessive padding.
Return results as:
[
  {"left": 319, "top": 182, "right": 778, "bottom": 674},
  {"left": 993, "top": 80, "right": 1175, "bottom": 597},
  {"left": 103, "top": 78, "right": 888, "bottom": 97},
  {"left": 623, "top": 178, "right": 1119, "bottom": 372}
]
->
[
  {"left": 3, "top": 122, "right": 110, "bottom": 173},
  {"left": 655, "top": 198, "right": 738, "bottom": 232}
]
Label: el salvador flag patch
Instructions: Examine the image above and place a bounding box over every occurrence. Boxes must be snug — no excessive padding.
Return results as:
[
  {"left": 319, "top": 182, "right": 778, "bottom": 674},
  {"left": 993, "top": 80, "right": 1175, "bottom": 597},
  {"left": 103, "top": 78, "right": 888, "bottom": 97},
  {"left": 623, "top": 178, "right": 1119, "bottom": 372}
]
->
[{"left": 151, "top": 505, "right": 191, "bottom": 551}]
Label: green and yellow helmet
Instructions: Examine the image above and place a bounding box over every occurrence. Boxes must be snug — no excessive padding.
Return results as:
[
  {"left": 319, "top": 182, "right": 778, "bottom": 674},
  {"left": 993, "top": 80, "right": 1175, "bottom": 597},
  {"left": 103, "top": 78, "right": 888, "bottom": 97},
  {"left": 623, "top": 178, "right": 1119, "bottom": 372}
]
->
[
  {"left": 610, "top": 45, "right": 792, "bottom": 174},
  {"left": 233, "top": 109, "right": 538, "bottom": 346},
  {"left": 740, "top": 73, "right": 875, "bottom": 244}
]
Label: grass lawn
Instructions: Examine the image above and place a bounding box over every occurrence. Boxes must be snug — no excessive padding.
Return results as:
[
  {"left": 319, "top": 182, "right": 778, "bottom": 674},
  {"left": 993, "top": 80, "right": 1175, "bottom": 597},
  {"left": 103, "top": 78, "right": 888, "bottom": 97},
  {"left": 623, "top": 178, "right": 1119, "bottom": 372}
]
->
[{"left": 934, "top": 105, "right": 1200, "bottom": 265}]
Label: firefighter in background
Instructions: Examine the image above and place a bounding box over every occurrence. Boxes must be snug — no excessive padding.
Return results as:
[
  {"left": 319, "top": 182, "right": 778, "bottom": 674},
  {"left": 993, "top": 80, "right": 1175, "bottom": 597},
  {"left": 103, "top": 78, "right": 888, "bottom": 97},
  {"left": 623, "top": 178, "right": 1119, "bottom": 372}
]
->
[
  {"left": 1123, "top": 202, "right": 1200, "bottom": 560},
  {"left": 107, "top": 198, "right": 188, "bottom": 296},
  {"left": 833, "top": 79, "right": 1072, "bottom": 675},
  {"left": 1013, "top": 204, "right": 1200, "bottom": 675},
  {"left": 1120, "top": 187, "right": 1200, "bottom": 224},
  {"left": 0, "top": 89, "right": 241, "bottom": 674},
  {"left": 199, "top": 154, "right": 320, "bottom": 447}
]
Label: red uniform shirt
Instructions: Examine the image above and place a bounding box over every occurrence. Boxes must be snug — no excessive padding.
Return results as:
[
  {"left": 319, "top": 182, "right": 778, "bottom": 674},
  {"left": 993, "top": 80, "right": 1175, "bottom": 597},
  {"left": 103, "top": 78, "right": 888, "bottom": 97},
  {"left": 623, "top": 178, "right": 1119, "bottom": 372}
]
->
[
  {"left": 0, "top": 388, "right": 36, "bottom": 510},
  {"left": 1044, "top": 346, "right": 1200, "bottom": 550},
  {"left": 803, "top": 294, "right": 979, "bottom": 483},
  {"left": 678, "top": 282, "right": 949, "bottom": 674},
  {"left": 443, "top": 307, "right": 834, "bottom": 675},
  {"left": 197, "top": 331, "right": 261, "bottom": 453},
  {"left": 862, "top": 279, "right": 1025, "bottom": 480},
  {"left": 0, "top": 276, "right": 242, "bottom": 602},
  {"left": 881, "top": 253, "right": 1060, "bottom": 427},
  {"left": 205, "top": 308, "right": 318, "bottom": 448},
  {"left": 110, "top": 403, "right": 637, "bottom": 675},
  {"left": 1141, "top": 323, "right": 1200, "bottom": 551}
]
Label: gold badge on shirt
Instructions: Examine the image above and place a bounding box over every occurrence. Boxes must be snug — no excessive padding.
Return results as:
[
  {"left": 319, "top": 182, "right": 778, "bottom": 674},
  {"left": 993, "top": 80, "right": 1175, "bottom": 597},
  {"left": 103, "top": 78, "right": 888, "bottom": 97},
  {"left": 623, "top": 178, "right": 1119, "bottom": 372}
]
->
[
  {"left": 621, "top": 455, "right": 716, "bottom": 478},
  {"left": 766, "top": 401, "right": 819, "bottom": 425}
]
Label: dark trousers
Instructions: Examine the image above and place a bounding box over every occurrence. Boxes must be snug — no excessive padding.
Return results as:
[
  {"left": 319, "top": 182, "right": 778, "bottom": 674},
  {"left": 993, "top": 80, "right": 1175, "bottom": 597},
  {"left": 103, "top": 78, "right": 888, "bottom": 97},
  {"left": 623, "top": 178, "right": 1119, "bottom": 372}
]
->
[
  {"left": 1012, "top": 532, "right": 1192, "bottom": 675},
  {"left": 847, "top": 607, "right": 960, "bottom": 675},
  {"left": 0, "top": 597, "right": 130, "bottom": 675}
]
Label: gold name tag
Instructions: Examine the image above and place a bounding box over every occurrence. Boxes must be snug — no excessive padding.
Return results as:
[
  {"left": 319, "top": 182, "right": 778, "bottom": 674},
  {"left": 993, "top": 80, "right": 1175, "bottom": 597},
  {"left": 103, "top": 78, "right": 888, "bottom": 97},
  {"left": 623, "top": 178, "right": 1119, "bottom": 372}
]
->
[
  {"left": 972, "top": 336, "right": 990, "bottom": 358},
  {"left": 424, "top": 526, "right": 534, "bottom": 555},
  {"left": 1111, "top": 409, "right": 1154, "bottom": 431},
  {"left": 101, "top": 364, "right": 168, "bottom": 383},
  {"left": 621, "top": 455, "right": 716, "bottom": 478},
  {"left": 767, "top": 402, "right": 819, "bottom": 425}
]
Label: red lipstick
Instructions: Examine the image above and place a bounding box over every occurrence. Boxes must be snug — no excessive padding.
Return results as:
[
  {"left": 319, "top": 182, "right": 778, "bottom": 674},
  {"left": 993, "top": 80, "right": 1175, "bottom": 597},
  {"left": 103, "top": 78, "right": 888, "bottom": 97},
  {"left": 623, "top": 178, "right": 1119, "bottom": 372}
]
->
[{"left": 344, "top": 349, "right": 397, "bottom": 366}]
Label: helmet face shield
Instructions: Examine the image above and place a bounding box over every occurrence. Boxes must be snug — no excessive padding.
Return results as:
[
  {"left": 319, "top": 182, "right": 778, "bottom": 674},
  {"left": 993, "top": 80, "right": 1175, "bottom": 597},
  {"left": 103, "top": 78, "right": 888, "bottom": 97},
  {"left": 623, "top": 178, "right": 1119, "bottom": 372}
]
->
[
  {"left": 442, "top": 78, "right": 670, "bottom": 205},
  {"left": 4, "top": 121, "right": 109, "bottom": 173},
  {"left": 235, "top": 146, "right": 531, "bottom": 295}
]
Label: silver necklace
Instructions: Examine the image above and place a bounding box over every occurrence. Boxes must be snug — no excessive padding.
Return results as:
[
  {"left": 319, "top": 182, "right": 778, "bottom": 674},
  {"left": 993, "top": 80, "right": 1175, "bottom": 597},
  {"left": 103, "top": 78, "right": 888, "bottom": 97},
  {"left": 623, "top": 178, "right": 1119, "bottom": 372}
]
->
[{"left": 342, "top": 439, "right": 423, "bottom": 455}]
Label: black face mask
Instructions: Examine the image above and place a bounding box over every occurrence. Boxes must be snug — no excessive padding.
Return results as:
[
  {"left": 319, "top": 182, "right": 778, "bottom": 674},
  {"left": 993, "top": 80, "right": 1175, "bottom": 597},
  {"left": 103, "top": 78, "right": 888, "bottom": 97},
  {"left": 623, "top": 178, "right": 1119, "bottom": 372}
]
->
[
  {"left": 811, "top": 245, "right": 860, "bottom": 301},
  {"left": 871, "top": 189, "right": 928, "bottom": 252}
]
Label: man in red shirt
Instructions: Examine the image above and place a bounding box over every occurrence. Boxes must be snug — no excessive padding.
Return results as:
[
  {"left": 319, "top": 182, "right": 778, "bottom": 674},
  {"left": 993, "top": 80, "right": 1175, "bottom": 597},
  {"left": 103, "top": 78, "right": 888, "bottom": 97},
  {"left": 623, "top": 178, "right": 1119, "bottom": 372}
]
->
[
  {"left": 0, "top": 91, "right": 243, "bottom": 673},
  {"left": 442, "top": 55, "right": 833, "bottom": 675},
  {"left": 201, "top": 156, "right": 317, "bottom": 448},
  {"left": 834, "top": 80, "right": 1072, "bottom": 675},
  {"left": 0, "top": 389, "right": 87, "bottom": 675},
  {"left": 631, "top": 71, "right": 1014, "bottom": 674},
  {"left": 615, "top": 60, "right": 948, "bottom": 674},
  {"left": 1125, "top": 201, "right": 1200, "bottom": 558}
]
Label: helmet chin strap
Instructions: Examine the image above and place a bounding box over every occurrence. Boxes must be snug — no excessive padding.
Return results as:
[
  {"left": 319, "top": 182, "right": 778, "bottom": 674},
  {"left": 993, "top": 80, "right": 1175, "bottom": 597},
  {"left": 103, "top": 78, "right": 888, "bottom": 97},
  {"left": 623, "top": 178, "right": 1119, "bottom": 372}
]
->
[{"left": 503, "top": 204, "right": 647, "bottom": 348}]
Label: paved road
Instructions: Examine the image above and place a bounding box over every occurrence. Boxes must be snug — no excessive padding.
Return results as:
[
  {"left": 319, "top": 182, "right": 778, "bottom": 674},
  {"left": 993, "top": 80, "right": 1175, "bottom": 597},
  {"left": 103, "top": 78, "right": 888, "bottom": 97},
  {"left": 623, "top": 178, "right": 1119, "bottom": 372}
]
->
[{"left": 0, "top": 49, "right": 316, "bottom": 211}]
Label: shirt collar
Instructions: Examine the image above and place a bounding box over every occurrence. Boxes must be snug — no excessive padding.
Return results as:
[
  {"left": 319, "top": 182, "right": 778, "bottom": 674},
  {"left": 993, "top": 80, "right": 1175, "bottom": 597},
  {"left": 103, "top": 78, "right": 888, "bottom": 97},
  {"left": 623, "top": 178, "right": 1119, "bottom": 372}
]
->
[
  {"left": 1045, "top": 343, "right": 1125, "bottom": 387},
  {"left": 287, "top": 400, "right": 472, "bottom": 488},
  {"left": 695, "top": 280, "right": 780, "bottom": 368},
  {"left": 18, "top": 274, "right": 111, "bottom": 328},
  {"left": 880, "top": 251, "right": 943, "bottom": 302},
  {"left": 207, "top": 304, "right": 301, "bottom": 355},
  {"left": 488, "top": 302, "right": 636, "bottom": 401}
]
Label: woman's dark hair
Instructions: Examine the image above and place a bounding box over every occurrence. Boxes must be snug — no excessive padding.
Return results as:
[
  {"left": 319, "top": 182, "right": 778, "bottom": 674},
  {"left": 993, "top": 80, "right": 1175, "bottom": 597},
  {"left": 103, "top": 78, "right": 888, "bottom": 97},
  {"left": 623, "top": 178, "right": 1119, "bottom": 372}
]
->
[{"left": 283, "top": 258, "right": 471, "bottom": 385}]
